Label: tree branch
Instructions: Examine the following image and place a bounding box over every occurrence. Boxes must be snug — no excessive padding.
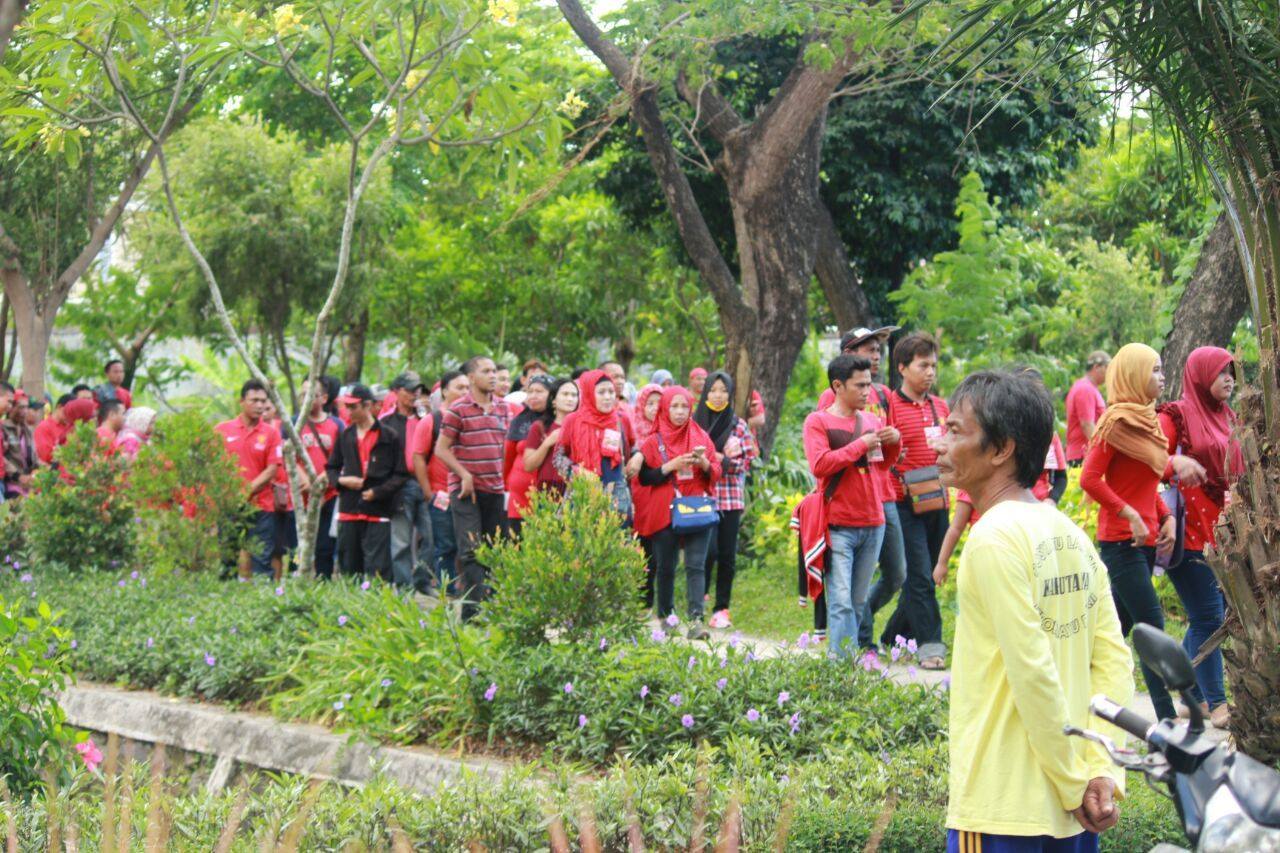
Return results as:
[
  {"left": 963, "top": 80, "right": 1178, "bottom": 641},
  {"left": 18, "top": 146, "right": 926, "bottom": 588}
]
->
[{"left": 674, "top": 71, "right": 745, "bottom": 143}]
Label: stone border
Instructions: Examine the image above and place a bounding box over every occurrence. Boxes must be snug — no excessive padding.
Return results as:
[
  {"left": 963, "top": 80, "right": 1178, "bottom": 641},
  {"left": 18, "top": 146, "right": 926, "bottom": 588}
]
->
[{"left": 60, "top": 683, "right": 512, "bottom": 794}]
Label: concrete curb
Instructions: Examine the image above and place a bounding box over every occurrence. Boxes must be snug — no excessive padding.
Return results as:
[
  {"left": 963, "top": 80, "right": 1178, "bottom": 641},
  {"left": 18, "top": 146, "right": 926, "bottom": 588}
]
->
[{"left": 60, "top": 683, "right": 512, "bottom": 794}]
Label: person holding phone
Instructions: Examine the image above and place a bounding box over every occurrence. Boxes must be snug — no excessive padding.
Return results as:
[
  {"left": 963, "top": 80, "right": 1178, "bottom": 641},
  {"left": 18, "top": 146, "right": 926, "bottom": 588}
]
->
[{"left": 555, "top": 368, "right": 636, "bottom": 520}]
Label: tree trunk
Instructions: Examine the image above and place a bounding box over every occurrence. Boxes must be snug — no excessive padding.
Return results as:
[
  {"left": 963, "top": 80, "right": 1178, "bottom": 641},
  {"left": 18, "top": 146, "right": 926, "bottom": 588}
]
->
[
  {"left": 343, "top": 307, "right": 369, "bottom": 384},
  {"left": 0, "top": 0, "right": 24, "bottom": 63},
  {"left": 0, "top": 268, "right": 53, "bottom": 399},
  {"left": 0, "top": 291, "right": 10, "bottom": 381},
  {"left": 1162, "top": 213, "right": 1250, "bottom": 400},
  {"left": 813, "top": 201, "right": 876, "bottom": 332}
]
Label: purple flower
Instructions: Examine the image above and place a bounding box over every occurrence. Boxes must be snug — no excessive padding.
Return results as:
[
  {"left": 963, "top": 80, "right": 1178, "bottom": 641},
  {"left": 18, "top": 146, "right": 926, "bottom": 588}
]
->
[
  {"left": 665, "top": 613, "right": 680, "bottom": 627},
  {"left": 745, "top": 651, "right": 758, "bottom": 663},
  {"left": 780, "top": 774, "right": 790, "bottom": 785},
  {"left": 716, "top": 678, "right": 727, "bottom": 691},
  {"left": 145, "top": 637, "right": 154, "bottom": 649},
  {"left": 563, "top": 682, "right": 573, "bottom": 694},
  {"left": 728, "top": 632, "right": 741, "bottom": 649},
  {"left": 746, "top": 708, "right": 760, "bottom": 722},
  {"left": 650, "top": 628, "right": 667, "bottom": 642},
  {"left": 338, "top": 615, "right": 348, "bottom": 626},
  {"left": 687, "top": 655, "right": 697, "bottom": 670},
  {"left": 907, "top": 665, "right": 918, "bottom": 679},
  {"left": 777, "top": 691, "right": 789, "bottom": 706},
  {"left": 681, "top": 714, "right": 695, "bottom": 729},
  {"left": 668, "top": 693, "right": 682, "bottom": 707},
  {"left": 333, "top": 700, "right": 344, "bottom": 711},
  {"left": 718, "top": 657, "right": 728, "bottom": 669},
  {"left": 237, "top": 576, "right": 248, "bottom": 583},
  {"left": 880, "top": 750, "right": 891, "bottom": 764},
  {"left": 941, "top": 675, "right": 952, "bottom": 690},
  {"left": 418, "top": 619, "right": 426, "bottom": 629},
  {"left": 187, "top": 616, "right": 195, "bottom": 625},
  {"left": 861, "top": 651, "right": 880, "bottom": 672},
  {"left": 381, "top": 678, "right": 393, "bottom": 688},
  {"left": 484, "top": 682, "right": 498, "bottom": 701},
  {"left": 229, "top": 626, "right": 238, "bottom": 635},
  {"left": 130, "top": 570, "right": 139, "bottom": 580},
  {"left": 70, "top": 639, "right": 78, "bottom": 649},
  {"left": 890, "top": 646, "right": 902, "bottom": 663},
  {"left": 796, "top": 632, "right": 811, "bottom": 649},
  {"left": 204, "top": 653, "right": 216, "bottom": 667},
  {"left": 599, "top": 637, "right": 608, "bottom": 651},
  {"left": 140, "top": 579, "right": 147, "bottom": 588},
  {"left": 789, "top": 712, "right": 801, "bottom": 734},
  {"left": 361, "top": 580, "right": 371, "bottom": 590},
  {"left": 117, "top": 580, "right": 126, "bottom": 588},
  {"left": 907, "top": 638, "right": 918, "bottom": 654},
  {"left": 133, "top": 516, "right": 142, "bottom": 523},
  {"left": 274, "top": 586, "right": 284, "bottom": 596},
  {"left": 640, "top": 685, "right": 649, "bottom": 698},
  {"left": 894, "top": 634, "right": 907, "bottom": 648},
  {"left": 577, "top": 714, "right": 588, "bottom": 728},
  {"left": 616, "top": 650, "right": 627, "bottom": 662}
]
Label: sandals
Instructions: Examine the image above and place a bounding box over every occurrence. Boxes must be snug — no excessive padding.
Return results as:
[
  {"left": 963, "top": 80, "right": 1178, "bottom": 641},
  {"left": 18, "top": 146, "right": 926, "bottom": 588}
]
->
[{"left": 920, "top": 656, "right": 946, "bottom": 671}]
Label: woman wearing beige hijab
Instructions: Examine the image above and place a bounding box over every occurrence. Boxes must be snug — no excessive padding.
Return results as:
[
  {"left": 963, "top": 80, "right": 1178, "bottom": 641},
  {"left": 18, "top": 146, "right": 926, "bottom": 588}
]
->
[{"left": 1081, "top": 343, "right": 1205, "bottom": 721}]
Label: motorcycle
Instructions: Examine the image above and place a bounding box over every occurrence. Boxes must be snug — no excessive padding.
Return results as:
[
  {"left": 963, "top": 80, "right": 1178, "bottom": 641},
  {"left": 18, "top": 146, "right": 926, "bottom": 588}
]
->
[{"left": 1066, "top": 623, "right": 1280, "bottom": 852}]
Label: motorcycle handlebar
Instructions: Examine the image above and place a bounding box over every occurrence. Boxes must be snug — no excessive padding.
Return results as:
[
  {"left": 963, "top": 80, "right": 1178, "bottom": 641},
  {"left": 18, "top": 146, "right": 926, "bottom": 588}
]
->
[{"left": 1090, "top": 694, "right": 1154, "bottom": 741}]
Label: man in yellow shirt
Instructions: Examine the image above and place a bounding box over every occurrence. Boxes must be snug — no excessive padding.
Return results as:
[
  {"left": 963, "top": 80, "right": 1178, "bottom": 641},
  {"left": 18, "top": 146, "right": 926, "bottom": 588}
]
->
[{"left": 935, "top": 371, "right": 1135, "bottom": 853}]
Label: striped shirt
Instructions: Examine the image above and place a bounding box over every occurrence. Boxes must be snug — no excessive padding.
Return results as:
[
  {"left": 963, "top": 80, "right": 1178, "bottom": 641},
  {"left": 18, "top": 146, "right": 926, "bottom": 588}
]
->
[
  {"left": 885, "top": 389, "right": 950, "bottom": 505},
  {"left": 441, "top": 394, "right": 510, "bottom": 494}
]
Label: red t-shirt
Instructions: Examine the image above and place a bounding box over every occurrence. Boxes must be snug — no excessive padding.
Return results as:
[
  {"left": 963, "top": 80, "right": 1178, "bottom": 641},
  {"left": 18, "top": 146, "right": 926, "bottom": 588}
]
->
[
  {"left": 214, "top": 417, "right": 281, "bottom": 513},
  {"left": 300, "top": 416, "right": 342, "bottom": 502},
  {"left": 505, "top": 436, "right": 536, "bottom": 519},
  {"left": 338, "top": 425, "right": 388, "bottom": 523},
  {"left": 526, "top": 420, "right": 566, "bottom": 493},
  {"left": 803, "top": 409, "right": 898, "bottom": 528},
  {"left": 884, "top": 390, "right": 950, "bottom": 505},
  {"left": 33, "top": 417, "right": 71, "bottom": 465},
  {"left": 1080, "top": 438, "right": 1173, "bottom": 545},
  {"left": 1066, "top": 378, "right": 1106, "bottom": 462},
  {"left": 116, "top": 386, "right": 132, "bottom": 410},
  {"left": 411, "top": 413, "right": 450, "bottom": 495},
  {"left": 1032, "top": 433, "right": 1066, "bottom": 502},
  {"left": 96, "top": 424, "right": 118, "bottom": 448}
]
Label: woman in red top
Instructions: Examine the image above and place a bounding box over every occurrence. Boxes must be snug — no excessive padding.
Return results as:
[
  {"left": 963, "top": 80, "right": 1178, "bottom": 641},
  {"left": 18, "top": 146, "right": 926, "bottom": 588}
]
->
[
  {"left": 635, "top": 386, "right": 721, "bottom": 639},
  {"left": 555, "top": 369, "right": 635, "bottom": 520},
  {"left": 1158, "top": 347, "right": 1242, "bottom": 727},
  {"left": 630, "top": 383, "right": 662, "bottom": 445},
  {"left": 1081, "top": 342, "right": 1205, "bottom": 721},
  {"left": 524, "top": 378, "right": 577, "bottom": 496},
  {"left": 503, "top": 375, "right": 552, "bottom": 539}
]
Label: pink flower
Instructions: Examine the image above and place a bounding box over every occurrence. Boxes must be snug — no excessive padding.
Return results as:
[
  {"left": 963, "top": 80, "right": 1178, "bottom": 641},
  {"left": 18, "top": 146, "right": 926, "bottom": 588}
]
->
[
  {"left": 361, "top": 580, "right": 371, "bottom": 590},
  {"left": 338, "top": 615, "right": 348, "bottom": 626},
  {"left": 599, "top": 637, "right": 608, "bottom": 651},
  {"left": 75, "top": 739, "right": 103, "bottom": 772},
  {"left": 890, "top": 646, "right": 902, "bottom": 663},
  {"left": 651, "top": 628, "right": 667, "bottom": 642},
  {"left": 204, "top": 653, "right": 216, "bottom": 667},
  {"left": 275, "top": 586, "right": 284, "bottom": 596},
  {"left": 894, "top": 634, "right": 907, "bottom": 648},
  {"left": 907, "top": 665, "right": 918, "bottom": 679}
]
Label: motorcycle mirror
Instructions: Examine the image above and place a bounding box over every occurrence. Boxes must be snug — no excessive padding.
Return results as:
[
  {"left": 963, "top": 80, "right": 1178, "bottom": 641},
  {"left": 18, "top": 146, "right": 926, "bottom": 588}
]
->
[{"left": 1132, "top": 624, "right": 1196, "bottom": 692}]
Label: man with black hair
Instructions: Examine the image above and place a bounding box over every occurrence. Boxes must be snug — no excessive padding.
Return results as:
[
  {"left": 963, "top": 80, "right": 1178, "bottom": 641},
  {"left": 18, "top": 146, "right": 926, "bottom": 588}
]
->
[
  {"left": 94, "top": 359, "right": 132, "bottom": 409},
  {"left": 435, "top": 356, "right": 509, "bottom": 620},
  {"left": 937, "top": 371, "right": 1134, "bottom": 853},
  {"left": 328, "top": 383, "right": 409, "bottom": 580},
  {"left": 880, "top": 331, "right": 950, "bottom": 668},
  {"left": 215, "top": 379, "right": 281, "bottom": 577},
  {"left": 494, "top": 363, "right": 513, "bottom": 398},
  {"left": 383, "top": 372, "right": 430, "bottom": 591},
  {"left": 34, "top": 393, "right": 95, "bottom": 465},
  {"left": 97, "top": 399, "right": 125, "bottom": 446},
  {"left": 413, "top": 369, "right": 469, "bottom": 594},
  {"left": 2, "top": 386, "right": 35, "bottom": 500},
  {"left": 803, "top": 354, "right": 900, "bottom": 660},
  {"left": 1066, "top": 350, "right": 1110, "bottom": 466},
  {"left": 70, "top": 384, "right": 95, "bottom": 400}
]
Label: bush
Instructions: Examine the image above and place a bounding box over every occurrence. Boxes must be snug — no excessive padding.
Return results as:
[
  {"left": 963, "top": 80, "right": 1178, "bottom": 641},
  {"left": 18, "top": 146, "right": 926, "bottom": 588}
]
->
[
  {"left": 0, "top": 589, "right": 77, "bottom": 794},
  {"left": 21, "top": 424, "right": 135, "bottom": 571},
  {"left": 480, "top": 476, "right": 647, "bottom": 646},
  {"left": 128, "top": 411, "right": 252, "bottom": 574}
]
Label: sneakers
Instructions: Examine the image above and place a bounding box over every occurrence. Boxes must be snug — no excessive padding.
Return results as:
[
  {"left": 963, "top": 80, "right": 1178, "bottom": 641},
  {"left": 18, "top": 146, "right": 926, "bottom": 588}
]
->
[
  {"left": 708, "top": 610, "right": 732, "bottom": 629},
  {"left": 686, "top": 620, "right": 711, "bottom": 641}
]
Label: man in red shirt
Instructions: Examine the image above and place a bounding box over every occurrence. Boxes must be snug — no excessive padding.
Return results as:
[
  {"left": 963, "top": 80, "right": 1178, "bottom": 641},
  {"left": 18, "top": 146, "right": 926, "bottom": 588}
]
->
[
  {"left": 804, "top": 354, "right": 900, "bottom": 660},
  {"left": 328, "top": 383, "right": 409, "bottom": 580},
  {"left": 1066, "top": 350, "right": 1109, "bottom": 464},
  {"left": 880, "top": 332, "right": 951, "bottom": 669},
  {"left": 299, "top": 378, "right": 343, "bottom": 579},
  {"left": 436, "top": 355, "right": 510, "bottom": 620},
  {"left": 382, "top": 372, "right": 430, "bottom": 591},
  {"left": 215, "top": 379, "right": 281, "bottom": 578},
  {"left": 96, "top": 400, "right": 126, "bottom": 447},
  {"left": 94, "top": 359, "right": 133, "bottom": 410},
  {"left": 34, "top": 394, "right": 96, "bottom": 465},
  {"left": 413, "top": 369, "right": 469, "bottom": 596}
]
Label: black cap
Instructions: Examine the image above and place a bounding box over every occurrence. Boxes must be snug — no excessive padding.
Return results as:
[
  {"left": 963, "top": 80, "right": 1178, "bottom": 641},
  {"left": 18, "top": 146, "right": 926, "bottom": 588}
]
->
[
  {"left": 389, "top": 371, "right": 424, "bottom": 391},
  {"left": 839, "top": 325, "right": 900, "bottom": 352}
]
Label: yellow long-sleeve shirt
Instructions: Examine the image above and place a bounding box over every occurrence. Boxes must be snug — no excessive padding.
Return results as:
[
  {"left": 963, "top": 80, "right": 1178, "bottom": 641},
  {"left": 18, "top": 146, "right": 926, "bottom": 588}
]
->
[{"left": 947, "top": 500, "right": 1135, "bottom": 838}]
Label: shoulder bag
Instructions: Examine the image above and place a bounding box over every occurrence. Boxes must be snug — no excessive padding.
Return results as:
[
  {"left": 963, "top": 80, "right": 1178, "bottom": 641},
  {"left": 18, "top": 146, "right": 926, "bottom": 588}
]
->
[
  {"left": 656, "top": 435, "right": 719, "bottom": 534},
  {"left": 892, "top": 390, "right": 947, "bottom": 515}
]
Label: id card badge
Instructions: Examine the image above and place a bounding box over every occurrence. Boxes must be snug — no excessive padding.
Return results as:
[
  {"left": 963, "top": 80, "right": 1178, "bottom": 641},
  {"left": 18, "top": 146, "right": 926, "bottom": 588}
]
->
[
  {"left": 867, "top": 444, "right": 884, "bottom": 463},
  {"left": 677, "top": 468, "right": 695, "bottom": 482},
  {"left": 602, "top": 428, "right": 621, "bottom": 454},
  {"left": 433, "top": 490, "right": 451, "bottom": 511},
  {"left": 924, "top": 425, "right": 944, "bottom": 452}
]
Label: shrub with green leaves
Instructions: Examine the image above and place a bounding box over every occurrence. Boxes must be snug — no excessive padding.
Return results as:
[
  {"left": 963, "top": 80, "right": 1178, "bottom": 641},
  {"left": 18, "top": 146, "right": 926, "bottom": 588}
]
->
[
  {"left": 21, "top": 424, "right": 135, "bottom": 571},
  {"left": 480, "top": 476, "right": 647, "bottom": 646},
  {"left": 128, "top": 411, "right": 252, "bottom": 574},
  {"left": 0, "top": 591, "right": 76, "bottom": 794}
]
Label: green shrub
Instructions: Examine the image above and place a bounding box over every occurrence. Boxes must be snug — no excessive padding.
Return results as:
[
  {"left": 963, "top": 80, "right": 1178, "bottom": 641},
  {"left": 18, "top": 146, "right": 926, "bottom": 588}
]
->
[
  {"left": 480, "top": 476, "right": 647, "bottom": 646},
  {"left": 128, "top": 411, "right": 252, "bottom": 574},
  {"left": 0, "top": 591, "right": 77, "bottom": 794},
  {"left": 21, "top": 424, "right": 135, "bottom": 571}
]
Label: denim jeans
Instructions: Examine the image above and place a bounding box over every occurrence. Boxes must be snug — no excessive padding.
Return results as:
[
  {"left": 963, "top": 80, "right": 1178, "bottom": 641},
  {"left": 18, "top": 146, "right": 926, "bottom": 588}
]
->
[
  {"left": 451, "top": 490, "right": 507, "bottom": 621},
  {"left": 246, "top": 511, "right": 277, "bottom": 576},
  {"left": 1097, "top": 541, "right": 1176, "bottom": 720},
  {"left": 827, "top": 524, "right": 886, "bottom": 660},
  {"left": 881, "top": 502, "right": 947, "bottom": 659},
  {"left": 390, "top": 480, "right": 433, "bottom": 591},
  {"left": 1167, "top": 550, "right": 1227, "bottom": 708},
  {"left": 647, "top": 525, "right": 712, "bottom": 622},
  {"left": 428, "top": 502, "right": 457, "bottom": 590},
  {"left": 859, "top": 501, "right": 907, "bottom": 648}
]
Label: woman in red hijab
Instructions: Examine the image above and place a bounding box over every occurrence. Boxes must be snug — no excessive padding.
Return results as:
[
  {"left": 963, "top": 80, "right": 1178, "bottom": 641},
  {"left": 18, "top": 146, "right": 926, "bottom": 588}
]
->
[
  {"left": 1158, "top": 347, "right": 1243, "bottom": 728},
  {"left": 635, "top": 386, "right": 721, "bottom": 639},
  {"left": 630, "top": 383, "right": 663, "bottom": 445},
  {"left": 555, "top": 369, "right": 635, "bottom": 519}
]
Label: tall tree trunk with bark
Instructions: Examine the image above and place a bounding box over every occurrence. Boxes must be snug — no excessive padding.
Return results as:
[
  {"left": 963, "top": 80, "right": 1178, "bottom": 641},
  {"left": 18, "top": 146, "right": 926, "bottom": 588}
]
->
[
  {"left": 1162, "top": 213, "right": 1250, "bottom": 399},
  {"left": 0, "top": 0, "right": 24, "bottom": 63},
  {"left": 343, "top": 307, "right": 369, "bottom": 384},
  {"left": 557, "top": 0, "right": 877, "bottom": 452}
]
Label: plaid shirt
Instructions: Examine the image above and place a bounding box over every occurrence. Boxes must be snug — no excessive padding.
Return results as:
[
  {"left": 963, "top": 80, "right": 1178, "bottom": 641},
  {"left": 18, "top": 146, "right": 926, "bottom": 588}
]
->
[{"left": 714, "top": 417, "right": 758, "bottom": 512}]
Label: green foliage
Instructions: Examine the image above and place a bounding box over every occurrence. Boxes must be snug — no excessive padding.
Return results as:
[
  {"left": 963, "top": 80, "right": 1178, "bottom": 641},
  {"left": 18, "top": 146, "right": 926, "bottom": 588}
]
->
[
  {"left": 21, "top": 424, "right": 135, "bottom": 572},
  {"left": 480, "top": 477, "right": 648, "bottom": 647},
  {"left": 0, "top": 591, "right": 76, "bottom": 795},
  {"left": 128, "top": 411, "right": 252, "bottom": 574}
]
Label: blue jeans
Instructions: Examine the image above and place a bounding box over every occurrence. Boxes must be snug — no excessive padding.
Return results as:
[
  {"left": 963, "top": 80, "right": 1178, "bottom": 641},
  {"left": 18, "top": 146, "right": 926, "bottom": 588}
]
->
[
  {"left": 826, "top": 524, "right": 886, "bottom": 660},
  {"left": 391, "top": 480, "right": 433, "bottom": 591},
  {"left": 246, "top": 511, "right": 277, "bottom": 576},
  {"left": 428, "top": 502, "right": 456, "bottom": 590},
  {"left": 1167, "top": 550, "right": 1227, "bottom": 708},
  {"left": 859, "top": 501, "right": 907, "bottom": 648}
]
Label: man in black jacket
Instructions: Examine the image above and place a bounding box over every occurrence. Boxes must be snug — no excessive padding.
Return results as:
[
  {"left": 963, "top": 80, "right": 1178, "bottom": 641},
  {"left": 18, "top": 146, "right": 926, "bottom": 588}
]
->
[{"left": 328, "top": 384, "right": 409, "bottom": 580}]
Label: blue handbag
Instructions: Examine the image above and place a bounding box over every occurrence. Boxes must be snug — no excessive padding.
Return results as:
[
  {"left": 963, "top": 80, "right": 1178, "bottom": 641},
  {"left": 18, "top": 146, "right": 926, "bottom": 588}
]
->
[{"left": 656, "top": 435, "right": 720, "bottom": 534}]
